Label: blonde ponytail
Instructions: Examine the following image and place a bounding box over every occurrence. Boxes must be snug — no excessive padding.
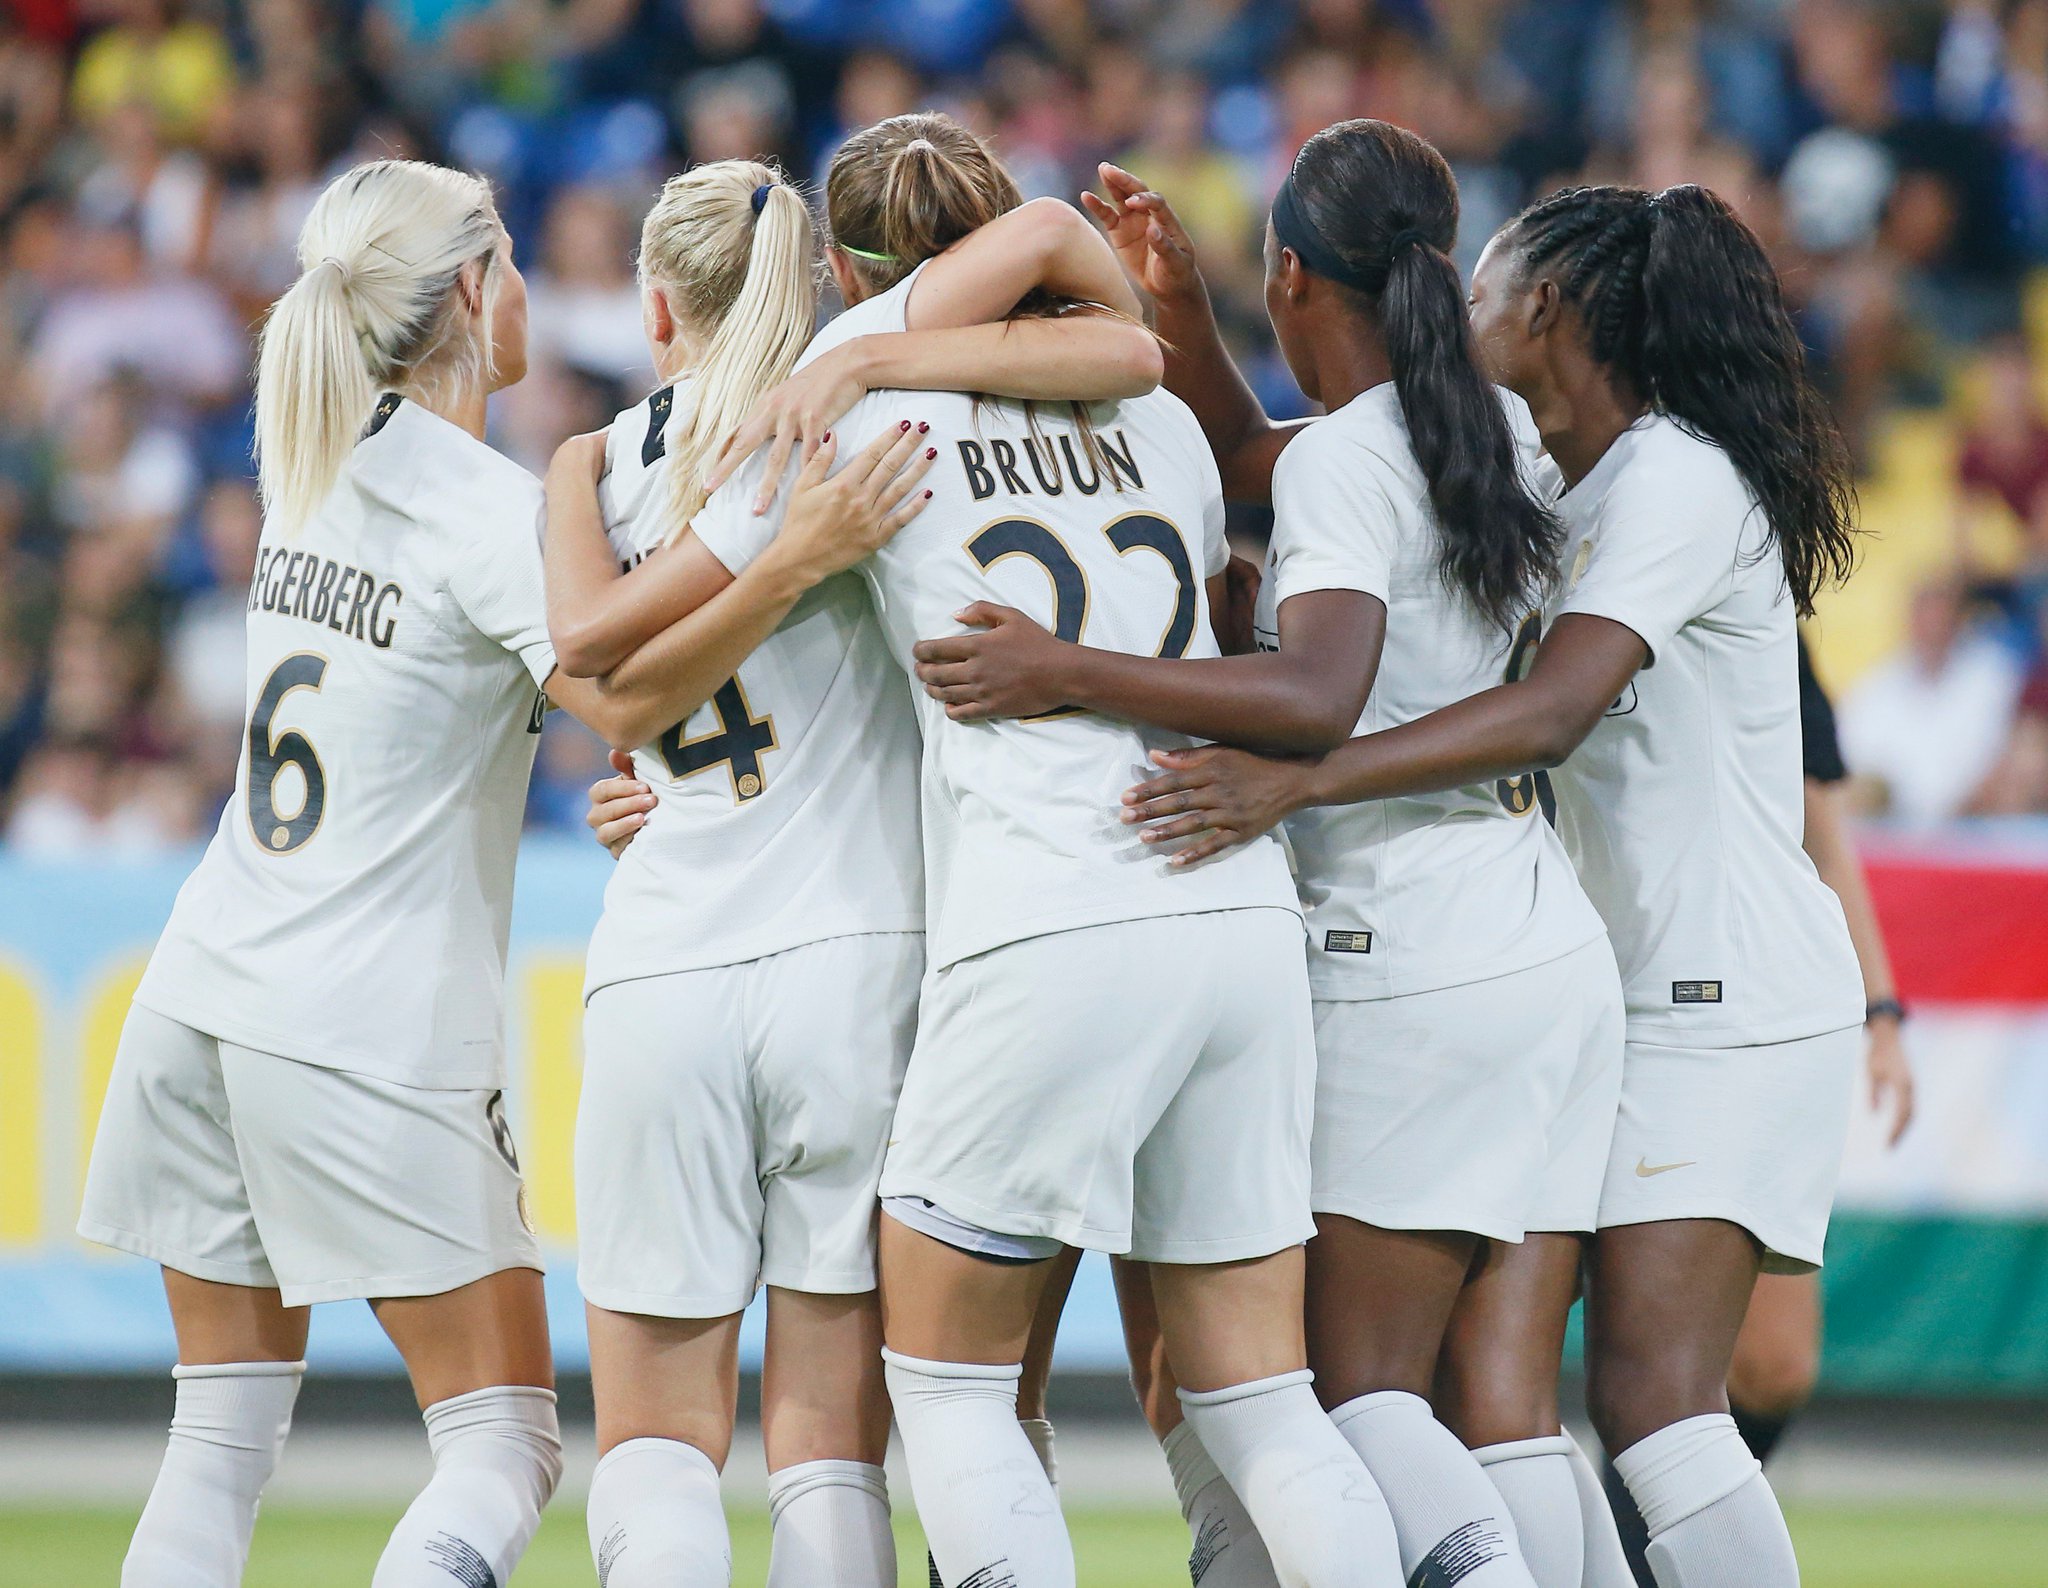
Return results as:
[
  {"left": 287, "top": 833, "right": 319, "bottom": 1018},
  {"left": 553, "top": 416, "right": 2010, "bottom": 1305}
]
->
[
  {"left": 635, "top": 160, "right": 819, "bottom": 545},
  {"left": 254, "top": 160, "right": 505, "bottom": 530}
]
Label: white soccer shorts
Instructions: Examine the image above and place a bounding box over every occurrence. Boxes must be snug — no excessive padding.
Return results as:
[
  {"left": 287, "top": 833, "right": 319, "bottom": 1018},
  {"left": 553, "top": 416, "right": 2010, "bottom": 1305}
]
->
[
  {"left": 79, "top": 1005, "right": 540, "bottom": 1306},
  {"left": 879, "top": 907, "right": 1317, "bottom": 1265},
  {"left": 1308, "top": 935, "right": 1625, "bottom": 1242},
  {"left": 1595, "top": 1022, "right": 1861, "bottom": 1273},
  {"left": 575, "top": 931, "right": 922, "bottom": 1317}
]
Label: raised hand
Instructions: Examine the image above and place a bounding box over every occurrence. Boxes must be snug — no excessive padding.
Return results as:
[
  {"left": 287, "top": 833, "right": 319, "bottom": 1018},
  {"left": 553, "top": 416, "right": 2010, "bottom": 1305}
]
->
[{"left": 1079, "top": 164, "right": 1205, "bottom": 309}]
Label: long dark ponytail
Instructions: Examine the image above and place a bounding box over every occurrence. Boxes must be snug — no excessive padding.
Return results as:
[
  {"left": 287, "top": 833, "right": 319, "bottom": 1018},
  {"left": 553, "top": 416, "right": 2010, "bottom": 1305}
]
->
[
  {"left": 1284, "top": 120, "right": 1561, "bottom": 632},
  {"left": 1507, "top": 183, "right": 1857, "bottom": 614}
]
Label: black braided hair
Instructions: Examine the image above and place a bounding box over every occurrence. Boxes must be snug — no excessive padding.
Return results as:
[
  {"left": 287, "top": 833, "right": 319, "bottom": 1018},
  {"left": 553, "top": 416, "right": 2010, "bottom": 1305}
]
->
[
  {"left": 1507, "top": 183, "right": 1858, "bottom": 615},
  {"left": 1288, "top": 120, "right": 1562, "bottom": 632}
]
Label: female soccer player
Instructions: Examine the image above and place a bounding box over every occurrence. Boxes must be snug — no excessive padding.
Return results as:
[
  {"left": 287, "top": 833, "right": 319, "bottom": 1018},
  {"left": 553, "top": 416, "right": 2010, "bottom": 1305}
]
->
[
  {"left": 538, "top": 155, "right": 1164, "bottom": 1588},
  {"left": 75, "top": 157, "right": 926, "bottom": 1588},
  {"left": 912, "top": 124, "right": 1626, "bottom": 1588},
  {"left": 602, "top": 111, "right": 1405, "bottom": 1588},
  {"left": 1124, "top": 183, "right": 1865, "bottom": 1588}
]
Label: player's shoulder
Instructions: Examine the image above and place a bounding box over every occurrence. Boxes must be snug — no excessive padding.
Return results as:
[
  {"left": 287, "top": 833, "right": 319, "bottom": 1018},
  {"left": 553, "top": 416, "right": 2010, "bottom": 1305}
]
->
[
  {"left": 795, "top": 265, "right": 926, "bottom": 371},
  {"left": 1276, "top": 387, "right": 1410, "bottom": 495},
  {"left": 1604, "top": 414, "right": 1753, "bottom": 534}
]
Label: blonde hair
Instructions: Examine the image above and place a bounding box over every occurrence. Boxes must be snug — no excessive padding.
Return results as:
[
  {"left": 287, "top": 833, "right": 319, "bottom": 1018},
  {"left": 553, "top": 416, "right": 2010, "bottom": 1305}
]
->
[
  {"left": 637, "top": 159, "right": 818, "bottom": 544},
  {"left": 254, "top": 160, "right": 506, "bottom": 530},
  {"left": 825, "top": 113, "right": 1021, "bottom": 296}
]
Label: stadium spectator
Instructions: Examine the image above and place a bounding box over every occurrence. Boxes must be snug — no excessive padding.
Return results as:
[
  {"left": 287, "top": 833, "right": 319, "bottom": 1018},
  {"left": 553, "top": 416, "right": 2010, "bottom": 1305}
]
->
[{"left": 1839, "top": 576, "right": 2026, "bottom": 823}]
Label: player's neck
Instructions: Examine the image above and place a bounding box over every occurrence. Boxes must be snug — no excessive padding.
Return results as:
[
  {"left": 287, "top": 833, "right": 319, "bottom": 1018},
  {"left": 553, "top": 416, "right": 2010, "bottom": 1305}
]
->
[
  {"left": 1526, "top": 360, "right": 1646, "bottom": 489},
  {"left": 410, "top": 385, "right": 490, "bottom": 443},
  {"left": 1303, "top": 324, "right": 1392, "bottom": 414}
]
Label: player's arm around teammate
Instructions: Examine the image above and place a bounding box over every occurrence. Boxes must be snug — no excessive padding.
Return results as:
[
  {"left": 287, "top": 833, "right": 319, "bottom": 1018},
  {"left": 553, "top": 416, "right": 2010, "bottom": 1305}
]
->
[
  {"left": 917, "top": 128, "right": 1604, "bottom": 1588},
  {"left": 1127, "top": 186, "right": 1865, "bottom": 1588}
]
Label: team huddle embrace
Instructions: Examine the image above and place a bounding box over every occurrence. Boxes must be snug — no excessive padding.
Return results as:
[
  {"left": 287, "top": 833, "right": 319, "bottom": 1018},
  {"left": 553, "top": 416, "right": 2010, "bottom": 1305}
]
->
[{"left": 81, "top": 108, "right": 1866, "bottom": 1588}]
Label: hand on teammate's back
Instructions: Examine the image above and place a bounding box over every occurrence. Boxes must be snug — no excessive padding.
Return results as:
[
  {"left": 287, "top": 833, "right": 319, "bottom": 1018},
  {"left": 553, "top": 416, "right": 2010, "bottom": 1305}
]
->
[
  {"left": 1081, "top": 164, "right": 1204, "bottom": 310},
  {"left": 911, "top": 603, "right": 1067, "bottom": 720},
  {"left": 588, "top": 749, "right": 654, "bottom": 859},
  {"left": 1122, "top": 745, "right": 1320, "bottom": 866},
  {"left": 767, "top": 421, "right": 937, "bottom": 583},
  {"left": 705, "top": 344, "right": 873, "bottom": 514}
]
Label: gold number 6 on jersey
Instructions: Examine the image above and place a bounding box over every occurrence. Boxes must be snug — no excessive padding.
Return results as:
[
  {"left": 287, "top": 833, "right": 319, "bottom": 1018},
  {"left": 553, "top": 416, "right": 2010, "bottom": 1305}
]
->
[{"left": 246, "top": 652, "right": 329, "bottom": 854}]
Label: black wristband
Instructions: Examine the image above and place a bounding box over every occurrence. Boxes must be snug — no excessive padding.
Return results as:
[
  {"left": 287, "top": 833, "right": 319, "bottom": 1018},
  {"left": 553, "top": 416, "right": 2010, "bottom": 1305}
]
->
[{"left": 1866, "top": 997, "right": 1907, "bottom": 1025}]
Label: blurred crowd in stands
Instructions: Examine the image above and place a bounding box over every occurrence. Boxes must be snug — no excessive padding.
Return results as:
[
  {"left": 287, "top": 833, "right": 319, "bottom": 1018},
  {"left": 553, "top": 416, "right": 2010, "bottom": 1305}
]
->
[{"left": 5, "top": 0, "right": 2048, "bottom": 850}]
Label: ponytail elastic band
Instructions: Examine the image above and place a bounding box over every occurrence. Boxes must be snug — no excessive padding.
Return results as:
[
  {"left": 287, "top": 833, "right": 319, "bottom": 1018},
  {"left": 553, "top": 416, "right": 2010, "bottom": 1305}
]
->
[
  {"left": 751, "top": 183, "right": 773, "bottom": 215},
  {"left": 1387, "top": 228, "right": 1432, "bottom": 259},
  {"left": 838, "top": 242, "right": 897, "bottom": 264},
  {"left": 317, "top": 255, "right": 354, "bottom": 284}
]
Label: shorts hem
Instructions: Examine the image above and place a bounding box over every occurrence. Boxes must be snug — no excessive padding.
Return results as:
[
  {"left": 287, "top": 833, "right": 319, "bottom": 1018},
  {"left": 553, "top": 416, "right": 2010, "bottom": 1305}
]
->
[
  {"left": 1594, "top": 1198, "right": 1823, "bottom": 1275},
  {"left": 1126, "top": 1222, "right": 1316, "bottom": 1265},
  {"left": 1308, "top": 1195, "right": 1524, "bottom": 1245},
  {"left": 578, "top": 1279, "right": 759, "bottom": 1319},
  {"left": 75, "top": 1221, "right": 277, "bottom": 1290},
  {"left": 278, "top": 1251, "right": 544, "bottom": 1308},
  {"left": 757, "top": 1265, "right": 877, "bottom": 1297}
]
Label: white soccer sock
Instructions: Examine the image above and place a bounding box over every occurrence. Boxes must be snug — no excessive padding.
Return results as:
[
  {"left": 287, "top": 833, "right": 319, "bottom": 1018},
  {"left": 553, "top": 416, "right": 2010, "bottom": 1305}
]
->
[
  {"left": 1162, "top": 1419, "right": 1280, "bottom": 1588},
  {"left": 1019, "top": 1417, "right": 1060, "bottom": 1492},
  {"left": 1328, "top": 1392, "right": 1535, "bottom": 1588},
  {"left": 1560, "top": 1428, "right": 1641, "bottom": 1588},
  {"left": 371, "top": 1385, "right": 562, "bottom": 1588},
  {"left": 1473, "top": 1437, "right": 1582, "bottom": 1588},
  {"left": 1177, "top": 1371, "right": 1403, "bottom": 1588},
  {"left": 883, "top": 1349, "right": 1072, "bottom": 1588},
  {"left": 766, "top": 1459, "right": 893, "bottom": 1588},
  {"left": 587, "top": 1436, "right": 730, "bottom": 1588},
  {"left": 122, "top": 1360, "right": 303, "bottom": 1587},
  {"left": 1613, "top": 1414, "right": 1798, "bottom": 1588}
]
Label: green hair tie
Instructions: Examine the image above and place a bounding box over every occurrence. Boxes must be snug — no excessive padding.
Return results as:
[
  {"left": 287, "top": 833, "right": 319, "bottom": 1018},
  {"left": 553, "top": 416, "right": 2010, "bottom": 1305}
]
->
[{"left": 838, "top": 242, "right": 897, "bottom": 264}]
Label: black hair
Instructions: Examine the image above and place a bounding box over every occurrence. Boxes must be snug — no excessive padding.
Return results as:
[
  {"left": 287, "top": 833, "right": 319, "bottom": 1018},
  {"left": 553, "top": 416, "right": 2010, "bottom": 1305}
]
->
[
  {"left": 1287, "top": 119, "right": 1561, "bottom": 631},
  {"left": 1506, "top": 183, "right": 1858, "bottom": 615}
]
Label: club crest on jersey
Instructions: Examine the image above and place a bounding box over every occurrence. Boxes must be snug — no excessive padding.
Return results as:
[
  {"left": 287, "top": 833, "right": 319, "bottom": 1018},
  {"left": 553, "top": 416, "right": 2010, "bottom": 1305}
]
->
[
  {"left": 1324, "top": 930, "right": 1374, "bottom": 954},
  {"left": 1672, "top": 980, "right": 1723, "bottom": 1003}
]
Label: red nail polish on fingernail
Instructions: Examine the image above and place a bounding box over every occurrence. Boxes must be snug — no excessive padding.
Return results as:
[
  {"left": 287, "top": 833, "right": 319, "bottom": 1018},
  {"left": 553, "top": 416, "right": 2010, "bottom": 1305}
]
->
[
  {"left": 900, "top": 420, "right": 911, "bottom": 431},
  {"left": 821, "top": 431, "right": 831, "bottom": 442},
  {"left": 925, "top": 447, "right": 936, "bottom": 460},
  {"left": 923, "top": 489, "right": 933, "bottom": 498},
  {"left": 917, "top": 422, "right": 930, "bottom": 433}
]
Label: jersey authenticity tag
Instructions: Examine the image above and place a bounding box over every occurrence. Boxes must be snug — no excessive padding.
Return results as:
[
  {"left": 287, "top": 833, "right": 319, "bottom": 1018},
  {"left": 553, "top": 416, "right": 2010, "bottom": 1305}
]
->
[
  {"left": 1324, "top": 930, "right": 1375, "bottom": 954},
  {"left": 1672, "top": 980, "right": 1723, "bottom": 1003}
]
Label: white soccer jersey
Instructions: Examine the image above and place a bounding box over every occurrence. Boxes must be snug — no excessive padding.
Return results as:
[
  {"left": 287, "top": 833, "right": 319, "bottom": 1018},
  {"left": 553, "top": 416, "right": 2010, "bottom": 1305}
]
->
[
  {"left": 1546, "top": 412, "right": 1863, "bottom": 1047},
  {"left": 136, "top": 396, "right": 557, "bottom": 1090},
  {"left": 694, "top": 270, "right": 1300, "bottom": 970},
  {"left": 579, "top": 383, "right": 923, "bottom": 999},
  {"left": 1254, "top": 384, "right": 1607, "bottom": 999}
]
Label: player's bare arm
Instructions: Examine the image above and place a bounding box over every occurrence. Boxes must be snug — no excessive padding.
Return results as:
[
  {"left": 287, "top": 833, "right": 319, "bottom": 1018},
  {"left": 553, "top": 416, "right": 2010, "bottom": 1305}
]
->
[
  {"left": 710, "top": 197, "right": 1162, "bottom": 508},
  {"left": 1083, "top": 166, "right": 1309, "bottom": 502},
  {"left": 911, "top": 587, "right": 1380, "bottom": 752},
  {"left": 546, "top": 425, "right": 937, "bottom": 749},
  {"left": 1124, "top": 612, "right": 1648, "bottom": 864}
]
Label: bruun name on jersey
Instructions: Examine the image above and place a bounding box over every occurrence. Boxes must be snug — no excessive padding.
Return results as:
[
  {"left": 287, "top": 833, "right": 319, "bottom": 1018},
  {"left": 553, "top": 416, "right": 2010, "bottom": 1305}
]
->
[{"left": 247, "top": 544, "right": 405, "bottom": 651}]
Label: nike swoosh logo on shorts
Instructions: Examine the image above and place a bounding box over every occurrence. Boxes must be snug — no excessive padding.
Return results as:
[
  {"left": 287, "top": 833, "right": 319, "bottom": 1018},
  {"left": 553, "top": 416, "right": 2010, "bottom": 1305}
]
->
[{"left": 1634, "top": 1157, "right": 1696, "bottom": 1177}]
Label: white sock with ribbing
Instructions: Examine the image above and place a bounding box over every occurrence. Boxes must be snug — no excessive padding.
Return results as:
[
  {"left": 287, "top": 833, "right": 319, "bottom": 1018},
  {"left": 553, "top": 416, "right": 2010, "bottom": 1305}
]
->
[
  {"left": 884, "top": 1349, "right": 1072, "bottom": 1588},
  {"left": 1473, "top": 1437, "right": 1583, "bottom": 1588},
  {"left": 121, "top": 1360, "right": 304, "bottom": 1587},
  {"left": 765, "top": 1458, "right": 893, "bottom": 1587},
  {"left": 371, "top": 1385, "right": 561, "bottom": 1588},
  {"left": 1328, "top": 1392, "right": 1534, "bottom": 1588},
  {"left": 1176, "top": 1371, "right": 1403, "bottom": 1588},
  {"left": 1560, "top": 1428, "right": 1642, "bottom": 1588},
  {"left": 586, "top": 1436, "right": 729, "bottom": 1587},
  {"left": 1613, "top": 1414, "right": 1798, "bottom": 1588},
  {"left": 1162, "top": 1419, "right": 1280, "bottom": 1588}
]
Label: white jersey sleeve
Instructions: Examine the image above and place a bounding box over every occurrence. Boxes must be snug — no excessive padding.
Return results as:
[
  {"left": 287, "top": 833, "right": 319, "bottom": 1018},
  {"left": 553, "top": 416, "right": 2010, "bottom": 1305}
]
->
[
  {"left": 441, "top": 457, "right": 557, "bottom": 687},
  {"left": 1267, "top": 419, "right": 1399, "bottom": 607},
  {"left": 580, "top": 385, "right": 924, "bottom": 997}
]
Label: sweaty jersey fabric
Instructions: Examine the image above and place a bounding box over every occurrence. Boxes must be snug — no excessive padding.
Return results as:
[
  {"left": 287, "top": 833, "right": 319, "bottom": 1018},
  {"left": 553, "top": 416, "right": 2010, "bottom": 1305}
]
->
[
  {"left": 1545, "top": 413, "right": 1862, "bottom": 1047},
  {"left": 693, "top": 269, "right": 1301, "bottom": 970},
  {"left": 137, "top": 397, "right": 556, "bottom": 1089},
  {"left": 1256, "top": 384, "right": 1607, "bottom": 1000},
  {"left": 579, "top": 381, "right": 923, "bottom": 1000}
]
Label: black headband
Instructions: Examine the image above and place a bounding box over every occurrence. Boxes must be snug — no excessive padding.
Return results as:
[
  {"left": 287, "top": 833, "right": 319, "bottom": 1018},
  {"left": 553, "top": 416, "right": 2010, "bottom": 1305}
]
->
[{"left": 1271, "top": 172, "right": 1436, "bottom": 292}]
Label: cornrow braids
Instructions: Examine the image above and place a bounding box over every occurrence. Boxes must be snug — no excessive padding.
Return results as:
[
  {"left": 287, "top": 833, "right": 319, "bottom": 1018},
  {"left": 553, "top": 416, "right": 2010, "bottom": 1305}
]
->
[{"left": 1505, "top": 184, "right": 1858, "bottom": 614}]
